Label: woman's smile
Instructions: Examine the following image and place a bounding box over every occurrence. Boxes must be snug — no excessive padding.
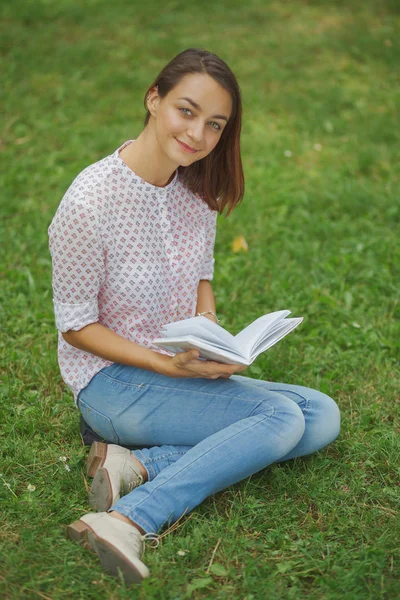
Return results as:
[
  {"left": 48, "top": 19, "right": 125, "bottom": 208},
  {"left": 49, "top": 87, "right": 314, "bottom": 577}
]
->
[{"left": 175, "top": 138, "right": 199, "bottom": 153}]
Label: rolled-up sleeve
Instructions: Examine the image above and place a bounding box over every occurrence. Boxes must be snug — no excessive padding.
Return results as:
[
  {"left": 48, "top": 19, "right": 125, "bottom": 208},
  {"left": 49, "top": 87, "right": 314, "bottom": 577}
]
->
[
  {"left": 48, "top": 191, "right": 105, "bottom": 333},
  {"left": 199, "top": 209, "right": 217, "bottom": 281}
]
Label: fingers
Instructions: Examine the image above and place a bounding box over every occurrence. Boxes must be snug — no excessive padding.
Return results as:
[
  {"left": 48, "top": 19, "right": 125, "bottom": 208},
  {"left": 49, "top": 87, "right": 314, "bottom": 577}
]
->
[
  {"left": 174, "top": 350, "right": 199, "bottom": 365},
  {"left": 172, "top": 350, "right": 246, "bottom": 379}
]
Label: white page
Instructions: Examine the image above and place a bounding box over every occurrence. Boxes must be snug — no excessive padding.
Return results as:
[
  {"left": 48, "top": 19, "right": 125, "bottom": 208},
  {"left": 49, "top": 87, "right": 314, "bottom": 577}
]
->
[
  {"left": 161, "top": 316, "right": 237, "bottom": 350},
  {"left": 249, "top": 317, "right": 303, "bottom": 361},
  {"left": 152, "top": 336, "right": 249, "bottom": 365},
  {"left": 258, "top": 318, "right": 291, "bottom": 339},
  {"left": 234, "top": 311, "right": 291, "bottom": 356}
]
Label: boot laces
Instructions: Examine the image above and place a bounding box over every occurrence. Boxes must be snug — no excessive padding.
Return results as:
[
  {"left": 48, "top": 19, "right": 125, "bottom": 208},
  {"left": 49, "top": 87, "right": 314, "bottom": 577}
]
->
[
  {"left": 126, "top": 473, "right": 144, "bottom": 493},
  {"left": 141, "top": 532, "right": 160, "bottom": 551}
]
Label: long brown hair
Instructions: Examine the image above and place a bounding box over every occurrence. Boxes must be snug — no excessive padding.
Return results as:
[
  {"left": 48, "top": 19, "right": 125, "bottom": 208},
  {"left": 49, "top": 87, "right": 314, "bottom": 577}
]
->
[{"left": 143, "top": 48, "right": 244, "bottom": 216}]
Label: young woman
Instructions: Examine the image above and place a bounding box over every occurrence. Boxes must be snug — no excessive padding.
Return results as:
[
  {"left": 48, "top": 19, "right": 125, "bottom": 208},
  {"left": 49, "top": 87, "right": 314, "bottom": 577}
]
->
[{"left": 48, "top": 48, "right": 340, "bottom": 584}]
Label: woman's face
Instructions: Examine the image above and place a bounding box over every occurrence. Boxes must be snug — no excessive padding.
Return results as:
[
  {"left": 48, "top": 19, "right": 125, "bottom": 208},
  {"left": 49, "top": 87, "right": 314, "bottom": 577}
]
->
[{"left": 147, "top": 73, "right": 233, "bottom": 167}]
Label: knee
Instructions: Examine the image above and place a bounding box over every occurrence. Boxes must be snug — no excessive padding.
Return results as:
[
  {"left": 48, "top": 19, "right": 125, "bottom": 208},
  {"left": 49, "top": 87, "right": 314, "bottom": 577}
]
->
[
  {"left": 260, "top": 396, "right": 306, "bottom": 456},
  {"left": 309, "top": 391, "right": 341, "bottom": 449},
  {"left": 279, "top": 399, "right": 306, "bottom": 457},
  {"left": 322, "top": 393, "right": 340, "bottom": 442},
  {"left": 287, "top": 399, "right": 307, "bottom": 442}
]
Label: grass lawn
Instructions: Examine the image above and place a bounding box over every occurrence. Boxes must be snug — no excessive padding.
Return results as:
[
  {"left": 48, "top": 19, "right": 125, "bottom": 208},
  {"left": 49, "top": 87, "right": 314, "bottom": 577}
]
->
[{"left": 1, "top": 0, "right": 399, "bottom": 598}]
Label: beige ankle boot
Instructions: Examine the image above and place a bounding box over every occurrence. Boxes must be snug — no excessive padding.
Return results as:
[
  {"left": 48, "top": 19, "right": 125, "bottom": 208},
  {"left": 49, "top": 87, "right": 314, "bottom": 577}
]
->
[
  {"left": 86, "top": 442, "right": 144, "bottom": 511},
  {"left": 68, "top": 512, "right": 159, "bottom": 584}
]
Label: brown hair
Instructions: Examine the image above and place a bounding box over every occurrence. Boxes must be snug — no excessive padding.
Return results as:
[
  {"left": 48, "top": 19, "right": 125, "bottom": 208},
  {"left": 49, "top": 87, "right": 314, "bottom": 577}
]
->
[{"left": 143, "top": 48, "right": 244, "bottom": 216}]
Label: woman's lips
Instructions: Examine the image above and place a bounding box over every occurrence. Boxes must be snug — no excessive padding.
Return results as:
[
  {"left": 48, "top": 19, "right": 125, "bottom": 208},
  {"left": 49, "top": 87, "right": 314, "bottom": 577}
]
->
[{"left": 176, "top": 138, "right": 199, "bottom": 153}]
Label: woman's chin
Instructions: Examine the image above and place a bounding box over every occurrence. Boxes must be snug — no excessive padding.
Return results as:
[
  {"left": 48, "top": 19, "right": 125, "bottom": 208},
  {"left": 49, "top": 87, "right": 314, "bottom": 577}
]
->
[{"left": 180, "top": 152, "right": 205, "bottom": 167}]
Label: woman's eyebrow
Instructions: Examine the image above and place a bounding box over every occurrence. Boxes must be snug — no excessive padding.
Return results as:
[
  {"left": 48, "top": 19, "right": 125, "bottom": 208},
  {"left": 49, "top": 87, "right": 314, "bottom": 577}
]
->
[{"left": 178, "top": 97, "right": 228, "bottom": 121}]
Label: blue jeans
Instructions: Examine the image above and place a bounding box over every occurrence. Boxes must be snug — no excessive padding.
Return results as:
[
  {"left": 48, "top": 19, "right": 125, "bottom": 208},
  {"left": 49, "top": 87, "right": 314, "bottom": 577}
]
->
[{"left": 77, "top": 363, "right": 340, "bottom": 534}]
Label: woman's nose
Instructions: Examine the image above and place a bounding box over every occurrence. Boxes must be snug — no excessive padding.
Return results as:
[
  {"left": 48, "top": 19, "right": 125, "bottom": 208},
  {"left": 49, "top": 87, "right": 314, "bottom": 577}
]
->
[{"left": 187, "top": 121, "right": 204, "bottom": 142}]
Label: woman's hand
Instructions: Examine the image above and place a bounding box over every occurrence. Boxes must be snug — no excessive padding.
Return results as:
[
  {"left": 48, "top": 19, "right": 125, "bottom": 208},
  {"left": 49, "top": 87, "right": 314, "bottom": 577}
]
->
[
  {"left": 156, "top": 350, "right": 247, "bottom": 379},
  {"left": 62, "top": 323, "right": 245, "bottom": 380}
]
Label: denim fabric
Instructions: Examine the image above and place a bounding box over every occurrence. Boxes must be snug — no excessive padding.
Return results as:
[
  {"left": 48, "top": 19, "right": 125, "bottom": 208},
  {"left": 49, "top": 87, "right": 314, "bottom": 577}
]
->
[{"left": 78, "top": 363, "right": 340, "bottom": 534}]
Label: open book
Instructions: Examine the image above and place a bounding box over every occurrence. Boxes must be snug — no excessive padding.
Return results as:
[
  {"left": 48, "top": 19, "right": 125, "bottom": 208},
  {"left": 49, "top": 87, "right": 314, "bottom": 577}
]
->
[{"left": 153, "top": 310, "right": 303, "bottom": 366}]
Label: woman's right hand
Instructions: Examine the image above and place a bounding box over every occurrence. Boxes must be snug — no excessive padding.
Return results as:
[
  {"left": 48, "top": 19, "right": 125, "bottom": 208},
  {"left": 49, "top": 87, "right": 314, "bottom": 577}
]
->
[
  {"left": 62, "top": 323, "right": 246, "bottom": 380},
  {"left": 157, "top": 350, "right": 247, "bottom": 379}
]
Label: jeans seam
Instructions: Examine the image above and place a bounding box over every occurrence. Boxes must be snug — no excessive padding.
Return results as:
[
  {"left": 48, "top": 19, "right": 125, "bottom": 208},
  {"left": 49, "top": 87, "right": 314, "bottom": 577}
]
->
[
  {"left": 133, "top": 450, "right": 157, "bottom": 481},
  {"left": 144, "top": 451, "right": 188, "bottom": 463},
  {"left": 96, "top": 371, "right": 252, "bottom": 400},
  {"left": 121, "top": 413, "right": 271, "bottom": 516},
  {"left": 78, "top": 397, "right": 120, "bottom": 444},
  {"left": 134, "top": 450, "right": 189, "bottom": 481},
  {"left": 272, "top": 389, "right": 312, "bottom": 416},
  {"left": 97, "top": 372, "right": 146, "bottom": 390}
]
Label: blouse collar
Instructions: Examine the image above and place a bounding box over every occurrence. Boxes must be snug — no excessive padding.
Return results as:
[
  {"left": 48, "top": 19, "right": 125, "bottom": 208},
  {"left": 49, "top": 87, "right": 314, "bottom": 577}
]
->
[{"left": 114, "top": 140, "right": 179, "bottom": 192}]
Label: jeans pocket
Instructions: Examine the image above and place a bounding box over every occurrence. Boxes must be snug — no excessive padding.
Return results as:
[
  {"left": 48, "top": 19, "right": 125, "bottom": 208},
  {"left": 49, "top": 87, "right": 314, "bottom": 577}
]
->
[{"left": 78, "top": 398, "right": 120, "bottom": 444}]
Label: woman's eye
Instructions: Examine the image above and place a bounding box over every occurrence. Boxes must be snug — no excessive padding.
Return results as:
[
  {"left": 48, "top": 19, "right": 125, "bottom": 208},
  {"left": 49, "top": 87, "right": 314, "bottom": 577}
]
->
[
  {"left": 209, "top": 121, "right": 221, "bottom": 131},
  {"left": 180, "top": 107, "right": 192, "bottom": 116}
]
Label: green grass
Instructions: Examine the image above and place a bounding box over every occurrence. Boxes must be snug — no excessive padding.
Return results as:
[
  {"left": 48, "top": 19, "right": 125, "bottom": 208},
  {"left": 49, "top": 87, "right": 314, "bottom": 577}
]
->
[{"left": 1, "top": 0, "right": 399, "bottom": 598}]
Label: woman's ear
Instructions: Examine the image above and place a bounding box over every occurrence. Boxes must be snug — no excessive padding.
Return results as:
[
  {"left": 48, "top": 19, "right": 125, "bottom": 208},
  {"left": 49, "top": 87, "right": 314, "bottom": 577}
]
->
[{"left": 146, "top": 86, "right": 160, "bottom": 117}]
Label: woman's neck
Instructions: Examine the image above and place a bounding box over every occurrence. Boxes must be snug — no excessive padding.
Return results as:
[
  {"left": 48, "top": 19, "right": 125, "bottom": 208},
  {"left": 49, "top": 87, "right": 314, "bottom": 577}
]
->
[{"left": 120, "top": 128, "right": 178, "bottom": 188}]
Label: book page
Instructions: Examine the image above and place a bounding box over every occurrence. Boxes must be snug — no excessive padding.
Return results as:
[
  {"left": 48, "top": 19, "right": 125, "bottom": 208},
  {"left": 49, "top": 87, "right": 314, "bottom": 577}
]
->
[
  {"left": 249, "top": 317, "right": 303, "bottom": 361},
  {"left": 152, "top": 336, "right": 250, "bottom": 365},
  {"left": 234, "top": 311, "right": 291, "bottom": 356},
  {"left": 160, "top": 316, "right": 237, "bottom": 351}
]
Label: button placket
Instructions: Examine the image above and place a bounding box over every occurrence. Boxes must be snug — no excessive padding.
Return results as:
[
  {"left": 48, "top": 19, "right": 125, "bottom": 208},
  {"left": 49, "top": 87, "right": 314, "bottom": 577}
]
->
[
  {"left": 157, "top": 191, "right": 176, "bottom": 319},
  {"left": 159, "top": 192, "right": 180, "bottom": 269},
  {"left": 159, "top": 190, "right": 182, "bottom": 320}
]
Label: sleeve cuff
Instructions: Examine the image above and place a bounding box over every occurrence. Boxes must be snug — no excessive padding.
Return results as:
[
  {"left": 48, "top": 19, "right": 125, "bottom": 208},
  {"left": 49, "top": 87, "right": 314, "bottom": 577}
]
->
[
  {"left": 53, "top": 300, "right": 99, "bottom": 333},
  {"left": 199, "top": 258, "right": 215, "bottom": 281}
]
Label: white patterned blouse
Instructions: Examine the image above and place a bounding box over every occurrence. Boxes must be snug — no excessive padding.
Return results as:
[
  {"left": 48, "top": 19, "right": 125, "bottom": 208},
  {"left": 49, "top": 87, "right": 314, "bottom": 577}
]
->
[{"left": 48, "top": 140, "right": 218, "bottom": 403}]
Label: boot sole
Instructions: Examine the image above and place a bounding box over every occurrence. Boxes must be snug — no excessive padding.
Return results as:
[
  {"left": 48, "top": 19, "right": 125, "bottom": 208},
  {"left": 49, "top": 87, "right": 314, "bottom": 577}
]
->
[
  {"left": 89, "top": 467, "right": 115, "bottom": 512},
  {"left": 88, "top": 532, "right": 149, "bottom": 584},
  {"left": 87, "top": 441, "right": 108, "bottom": 477}
]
